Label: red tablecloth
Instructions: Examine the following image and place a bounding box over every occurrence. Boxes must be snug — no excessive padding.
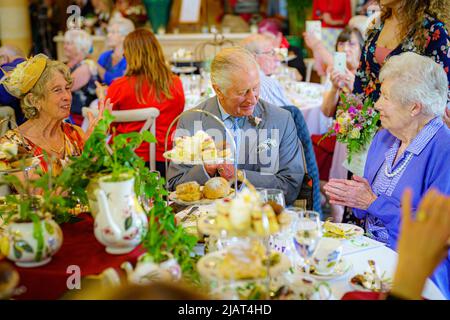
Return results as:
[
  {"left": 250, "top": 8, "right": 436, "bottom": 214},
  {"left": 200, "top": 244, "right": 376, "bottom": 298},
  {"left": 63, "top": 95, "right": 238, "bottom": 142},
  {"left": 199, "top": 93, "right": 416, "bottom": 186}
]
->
[
  {"left": 341, "top": 291, "right": 382, "bottom": 300},
  {"left": 13, "top": 213, "right": 146, "bottom": 300}
]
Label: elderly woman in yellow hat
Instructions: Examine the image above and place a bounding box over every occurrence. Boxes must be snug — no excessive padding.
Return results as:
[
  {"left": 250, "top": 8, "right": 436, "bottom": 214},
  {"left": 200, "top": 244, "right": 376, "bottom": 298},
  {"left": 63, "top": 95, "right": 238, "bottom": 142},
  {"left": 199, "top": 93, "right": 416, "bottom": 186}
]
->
[{"left": 0, "top": 54, "right": 111, "bottom": 174}]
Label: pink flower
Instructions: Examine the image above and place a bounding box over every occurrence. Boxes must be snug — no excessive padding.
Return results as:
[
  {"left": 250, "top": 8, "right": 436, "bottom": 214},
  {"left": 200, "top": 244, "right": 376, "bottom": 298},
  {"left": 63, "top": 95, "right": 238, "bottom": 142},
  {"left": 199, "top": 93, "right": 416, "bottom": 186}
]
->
[{"left": 334, "top": 123, "right": 340, "bottom": 133}]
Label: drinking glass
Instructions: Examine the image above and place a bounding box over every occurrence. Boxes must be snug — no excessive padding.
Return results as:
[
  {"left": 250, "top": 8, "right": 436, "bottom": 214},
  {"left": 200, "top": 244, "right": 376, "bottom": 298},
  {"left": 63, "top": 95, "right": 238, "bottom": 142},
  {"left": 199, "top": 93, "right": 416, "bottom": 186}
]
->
[
  {"left": 265, "top": 188, "right": 286, "bottom": 208},
  {"left": 255, "top": 188, "right": 268, "bottom": 202},
  {"left": 292, "top": 210, "right": 322, "bottom": 275}
]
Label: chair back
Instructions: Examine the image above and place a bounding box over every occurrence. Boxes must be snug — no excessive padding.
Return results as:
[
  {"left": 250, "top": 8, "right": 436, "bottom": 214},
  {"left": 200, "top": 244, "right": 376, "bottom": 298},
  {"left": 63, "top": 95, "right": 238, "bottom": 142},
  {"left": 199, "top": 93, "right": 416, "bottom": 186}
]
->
[
  {"left": 82, "top": 107, "right": 160, "bottom": 171},
  {"left": 0, "top": 106, "right": 17, "bottom": 137},
  {"left": 194, "top": 33, "right": 235, "bottom": 62}
]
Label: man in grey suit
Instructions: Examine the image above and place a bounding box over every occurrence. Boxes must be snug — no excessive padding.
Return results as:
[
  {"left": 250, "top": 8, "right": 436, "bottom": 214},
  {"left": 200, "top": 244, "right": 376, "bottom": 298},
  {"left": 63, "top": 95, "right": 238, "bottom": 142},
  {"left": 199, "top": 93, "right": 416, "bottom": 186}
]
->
[{"left": 167, "top": 47, "right": 304, "bottom": 205}]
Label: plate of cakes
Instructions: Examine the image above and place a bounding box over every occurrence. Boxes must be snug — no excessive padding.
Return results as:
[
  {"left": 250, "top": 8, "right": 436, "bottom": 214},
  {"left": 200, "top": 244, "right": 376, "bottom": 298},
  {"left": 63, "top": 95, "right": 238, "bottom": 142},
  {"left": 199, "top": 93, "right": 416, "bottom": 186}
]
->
[
  {"left": 163, "top": 130, "right": 233, "bottom": 165},
  {"left": 169, "top": 177, "right": 235, "bottom": 205},
  {"left": 0, "top": 142, "right": 40, "bottom": 173},
  {"left": 197, "top": 188, "right": 292, "bottom": 237},
  {"left": 197, "top": 240, "right": 291, "bottom": 281}
]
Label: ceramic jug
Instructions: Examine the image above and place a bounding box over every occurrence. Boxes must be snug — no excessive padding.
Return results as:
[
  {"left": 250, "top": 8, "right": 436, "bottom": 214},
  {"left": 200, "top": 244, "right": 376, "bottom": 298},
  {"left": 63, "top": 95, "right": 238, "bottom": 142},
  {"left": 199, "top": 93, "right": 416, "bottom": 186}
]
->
[{"left": 94, "top": 174, "right": 148, "bottom": 254}]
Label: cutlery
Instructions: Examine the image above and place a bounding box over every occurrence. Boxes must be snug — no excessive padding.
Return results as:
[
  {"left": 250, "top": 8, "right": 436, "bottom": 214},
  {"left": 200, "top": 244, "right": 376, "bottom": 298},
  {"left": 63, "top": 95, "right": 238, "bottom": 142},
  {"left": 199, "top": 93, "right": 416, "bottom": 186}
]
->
[{"left": 181, "top": 206, "right": 199, "bottom": 222}]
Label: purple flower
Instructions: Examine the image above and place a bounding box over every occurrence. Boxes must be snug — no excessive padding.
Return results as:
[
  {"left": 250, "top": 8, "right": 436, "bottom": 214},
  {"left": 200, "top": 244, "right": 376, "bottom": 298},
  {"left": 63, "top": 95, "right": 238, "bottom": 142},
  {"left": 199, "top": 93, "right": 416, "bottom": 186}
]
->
[{"left": 348, "top": 106, "right": 357, "bottom": 114}]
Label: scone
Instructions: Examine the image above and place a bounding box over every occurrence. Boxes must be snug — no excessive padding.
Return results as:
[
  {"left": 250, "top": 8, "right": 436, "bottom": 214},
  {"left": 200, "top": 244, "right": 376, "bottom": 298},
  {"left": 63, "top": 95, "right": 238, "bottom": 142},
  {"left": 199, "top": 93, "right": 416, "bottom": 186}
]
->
[
  {"left": 203, "top": 177, "right": 230, "bottom": 199},
  {"left": 175, "top": 181, "right": 202, "bottom": 202}
]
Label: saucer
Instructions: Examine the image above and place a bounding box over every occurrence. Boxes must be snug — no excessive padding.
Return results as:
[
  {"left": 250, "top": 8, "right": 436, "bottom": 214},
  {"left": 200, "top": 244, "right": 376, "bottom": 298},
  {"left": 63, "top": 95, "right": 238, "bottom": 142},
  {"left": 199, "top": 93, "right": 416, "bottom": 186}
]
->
[{"left": 298, "top": 258, "right": 352, "bottom": 281}]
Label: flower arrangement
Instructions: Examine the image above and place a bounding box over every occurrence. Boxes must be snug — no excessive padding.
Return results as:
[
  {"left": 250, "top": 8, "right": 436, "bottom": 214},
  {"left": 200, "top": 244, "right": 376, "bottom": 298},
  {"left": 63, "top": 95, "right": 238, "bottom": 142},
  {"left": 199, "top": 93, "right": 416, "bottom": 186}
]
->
[{"left": 322, "top": 93, "right": 379, "bottom": 164}]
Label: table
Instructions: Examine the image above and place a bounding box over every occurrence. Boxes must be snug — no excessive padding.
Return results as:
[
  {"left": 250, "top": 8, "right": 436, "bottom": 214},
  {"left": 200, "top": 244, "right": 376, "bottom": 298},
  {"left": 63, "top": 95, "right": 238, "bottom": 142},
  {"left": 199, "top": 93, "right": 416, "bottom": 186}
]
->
[
  {"left": 10, "top": 213, "right": 145, "bottom": 300},
  {"left": 175, "top": 205, "right": 445, "bottom": 300},
  {"left": 7, "top": 210, "right": 445, "bottom": 300},
  {"left": 284, "top": 81, "right": 333, "bottom": 135}
]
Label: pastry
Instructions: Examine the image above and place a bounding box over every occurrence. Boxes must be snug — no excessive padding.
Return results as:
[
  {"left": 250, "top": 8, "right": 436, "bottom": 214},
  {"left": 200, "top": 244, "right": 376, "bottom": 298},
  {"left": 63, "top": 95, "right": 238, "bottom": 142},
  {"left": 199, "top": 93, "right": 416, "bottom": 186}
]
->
[
  {"left": 175, "top": 181, "right": 202, "bottom": 202},
  {"left": 219, "top": 243, "right": 267, "bottom": 279},
  {"left": 203, "top": 177, "right": 230, "bottom": 199}
]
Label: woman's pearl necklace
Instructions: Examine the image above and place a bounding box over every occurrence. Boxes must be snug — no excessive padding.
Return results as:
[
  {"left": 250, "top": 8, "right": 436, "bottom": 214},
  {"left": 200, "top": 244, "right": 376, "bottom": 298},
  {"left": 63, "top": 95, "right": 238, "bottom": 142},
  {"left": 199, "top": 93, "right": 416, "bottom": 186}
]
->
[{"left": 384, "top": 152, "right": 414, "bottom": 178}]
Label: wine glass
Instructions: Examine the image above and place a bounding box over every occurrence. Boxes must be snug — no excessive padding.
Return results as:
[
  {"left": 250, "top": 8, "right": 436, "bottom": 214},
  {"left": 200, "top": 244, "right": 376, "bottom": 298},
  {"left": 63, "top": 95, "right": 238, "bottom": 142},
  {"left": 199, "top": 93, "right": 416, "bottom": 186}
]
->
[
  {"left": 292, "top": 210, "right": 322, "bottom": 275},
  {"left": 265, "top": 189, "right": 286, "bottom": 208},
  {"left": 255, "top": 188, "right": 268, "bottom": 202}
]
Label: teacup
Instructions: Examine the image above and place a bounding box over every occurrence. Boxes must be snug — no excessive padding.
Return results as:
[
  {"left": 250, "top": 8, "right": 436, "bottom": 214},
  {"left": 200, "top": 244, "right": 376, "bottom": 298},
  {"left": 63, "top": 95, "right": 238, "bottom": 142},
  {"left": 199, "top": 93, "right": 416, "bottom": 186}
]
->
[{"left": 312, "top": 238, "right": 343, "bottom": 275}]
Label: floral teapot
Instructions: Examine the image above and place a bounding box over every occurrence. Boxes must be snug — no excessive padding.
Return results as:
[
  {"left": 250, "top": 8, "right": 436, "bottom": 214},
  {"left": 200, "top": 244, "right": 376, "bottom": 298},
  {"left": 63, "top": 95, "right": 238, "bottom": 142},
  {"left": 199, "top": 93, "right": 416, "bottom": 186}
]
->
[
  {"left": 121, "top": 253, "right": 181, "bottom": 285},
  {"left": 93, "top": 174, "right": 148, "bottom": 255}
]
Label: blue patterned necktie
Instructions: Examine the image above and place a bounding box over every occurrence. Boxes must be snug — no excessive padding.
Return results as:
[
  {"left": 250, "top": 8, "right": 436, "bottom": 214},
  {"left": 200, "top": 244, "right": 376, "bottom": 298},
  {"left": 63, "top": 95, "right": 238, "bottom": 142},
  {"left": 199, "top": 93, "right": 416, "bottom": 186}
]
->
[{"left": 231, "top": 117, "right": 241, "bottom": 167}]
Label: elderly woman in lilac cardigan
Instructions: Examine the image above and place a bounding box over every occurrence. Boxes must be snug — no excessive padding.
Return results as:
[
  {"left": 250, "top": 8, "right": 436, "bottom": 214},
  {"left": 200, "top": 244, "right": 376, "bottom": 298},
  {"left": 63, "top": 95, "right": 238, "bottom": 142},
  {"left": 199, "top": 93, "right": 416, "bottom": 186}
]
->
[{"left": 324, "top": 52, "right": 450, "bottom": 299}]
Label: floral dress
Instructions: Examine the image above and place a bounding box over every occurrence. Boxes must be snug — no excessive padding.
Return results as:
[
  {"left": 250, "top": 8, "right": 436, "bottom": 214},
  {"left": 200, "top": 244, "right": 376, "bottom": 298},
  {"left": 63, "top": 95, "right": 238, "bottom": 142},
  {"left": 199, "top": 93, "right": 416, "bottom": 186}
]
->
[
  {"left": 354, "top": 14, "right": 450, "bottom": 104},
  {"left": 0, "top": 122, "right": 85, "bottom": 175}
]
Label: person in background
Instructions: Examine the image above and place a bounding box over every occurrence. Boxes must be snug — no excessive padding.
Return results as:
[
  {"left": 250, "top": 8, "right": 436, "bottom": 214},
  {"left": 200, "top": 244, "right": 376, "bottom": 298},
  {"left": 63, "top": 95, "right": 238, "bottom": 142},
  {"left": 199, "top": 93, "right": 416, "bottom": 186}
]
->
[
  {"left": 324, "top": 52, "right": 450, "bottom": 298},
  {"left": 63, "top": 29, "right": 99, "bottom": 126},
  {"left": 97, "top": 17, "right": 135, "bottom": 86},
  {"left": 105, "top": 28, "right": 185, "bottom": 177},
  {"left": 0, "top": 46, "right": 26, "bottom": 125},
  {"left": 90, "top": 0, "right": 115, "bottom": 35},
  {"left": 321, "top": 27, "right": 364, "bottom": 118},
  {"left": 240, "top": 34, "right": 292, "bottom": 107},
  {"left": 312, "top": 0, "right": 352, "bottom": 29},
  {"left": 258, "top": 18, "right": 305, "bottom": 81},
  {"left": 353, "top": 0, "right": 450, "bottom": 106},
  {"left": 321, "top": 27, "right": 364, "bottom": 223}
]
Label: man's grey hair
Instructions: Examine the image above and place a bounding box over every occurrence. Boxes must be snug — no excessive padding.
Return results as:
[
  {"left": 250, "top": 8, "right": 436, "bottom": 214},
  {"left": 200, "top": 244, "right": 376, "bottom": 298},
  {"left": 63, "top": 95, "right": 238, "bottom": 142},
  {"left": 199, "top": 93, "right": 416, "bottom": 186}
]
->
[
  {"left": 210, "top": 46, "right": 260, "bottom": 91},
  {"left": 239, "top": 34, "right": 273, "bottom": 55},
  {"left": 379, "top": 52, "right": 448, "bottom": 117}
]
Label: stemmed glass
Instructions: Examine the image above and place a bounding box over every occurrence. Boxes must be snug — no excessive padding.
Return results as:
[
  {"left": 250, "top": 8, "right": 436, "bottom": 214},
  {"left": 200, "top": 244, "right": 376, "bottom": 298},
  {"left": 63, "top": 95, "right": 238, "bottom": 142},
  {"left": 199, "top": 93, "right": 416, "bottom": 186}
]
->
[{"left": 292, "top": 210, "right": 322, "bottom": 275}]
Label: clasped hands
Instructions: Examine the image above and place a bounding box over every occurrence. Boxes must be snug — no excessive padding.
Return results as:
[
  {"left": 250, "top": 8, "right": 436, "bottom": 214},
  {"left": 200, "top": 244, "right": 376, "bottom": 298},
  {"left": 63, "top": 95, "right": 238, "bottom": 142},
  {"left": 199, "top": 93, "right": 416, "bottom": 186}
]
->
[
  {"left": 204, "top": 141, "right": 242, "bottom": 181},
  {"left": 323, "top": 175, "right": 377, "bottom": 210}
]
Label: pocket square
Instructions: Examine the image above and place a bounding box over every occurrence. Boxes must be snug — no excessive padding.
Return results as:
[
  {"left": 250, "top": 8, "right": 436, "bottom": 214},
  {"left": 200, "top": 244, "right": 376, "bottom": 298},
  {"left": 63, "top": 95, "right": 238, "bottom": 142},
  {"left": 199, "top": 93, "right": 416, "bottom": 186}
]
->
[{"left": 256, "top": 138, "right": 278, "bottom": 154}]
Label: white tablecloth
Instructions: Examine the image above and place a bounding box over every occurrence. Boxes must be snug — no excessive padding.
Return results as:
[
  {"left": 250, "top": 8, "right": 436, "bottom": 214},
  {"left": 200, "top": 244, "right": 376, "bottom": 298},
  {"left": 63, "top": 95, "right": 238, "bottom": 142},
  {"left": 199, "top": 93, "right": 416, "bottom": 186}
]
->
[{"left": 285, "top": 82, "right": 333, "bottom": 135}]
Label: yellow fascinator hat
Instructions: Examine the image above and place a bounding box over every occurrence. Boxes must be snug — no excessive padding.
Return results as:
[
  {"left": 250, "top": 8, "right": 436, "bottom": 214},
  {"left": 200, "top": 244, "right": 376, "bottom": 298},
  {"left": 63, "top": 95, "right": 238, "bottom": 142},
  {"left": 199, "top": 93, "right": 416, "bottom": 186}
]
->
[{"left": 1, "top": 53, "right": 48, "bottom": 98}]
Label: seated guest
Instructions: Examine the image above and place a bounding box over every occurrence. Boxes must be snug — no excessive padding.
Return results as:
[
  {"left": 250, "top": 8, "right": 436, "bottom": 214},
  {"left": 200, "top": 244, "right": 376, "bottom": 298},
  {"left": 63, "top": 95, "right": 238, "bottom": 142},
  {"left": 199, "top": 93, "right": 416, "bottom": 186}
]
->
[
  {"left": 63, "top": 29, "right": 99, "bottom": 126},
  {"left": 323, "top": 52, "right": 450, "bottom": 298},
  {"left": 240, "top": 34, "right": 292, "bottom": 107},
  {"left": 97, "top": 17, "right": 135, "bottom": 86},
  {"left": 167, "top": 47, "right": 305, "bottom": 205},
  {"left": 258, "top": 18, "right": 306, "bottom": 81},
  {"left": 321, "top": 27, "right": 364, "bottom": 222},
  {"left": 0, "top": 54, "right": 109, "bottom": 174},
  {"left": 106, "top": 28, "right": 184, "bottom": 177},
  {"left": 0, "top": 46, "right": 26, "bottom": 125}
]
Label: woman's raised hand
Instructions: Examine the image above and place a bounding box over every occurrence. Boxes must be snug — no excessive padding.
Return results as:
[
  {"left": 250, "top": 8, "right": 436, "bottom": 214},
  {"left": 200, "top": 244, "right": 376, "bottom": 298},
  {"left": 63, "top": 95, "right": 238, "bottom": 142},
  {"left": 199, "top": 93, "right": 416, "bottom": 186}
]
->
[{"left": 84, "top": 98, "right": 113, "bottom": 140}]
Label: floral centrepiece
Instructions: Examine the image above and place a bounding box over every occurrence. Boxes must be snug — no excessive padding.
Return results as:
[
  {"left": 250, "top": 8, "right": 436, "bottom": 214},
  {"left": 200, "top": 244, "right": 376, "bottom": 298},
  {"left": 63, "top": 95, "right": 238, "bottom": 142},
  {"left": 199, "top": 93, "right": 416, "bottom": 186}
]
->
[{"left": 322, "top": 93, "right": 379, "bottom": 172}]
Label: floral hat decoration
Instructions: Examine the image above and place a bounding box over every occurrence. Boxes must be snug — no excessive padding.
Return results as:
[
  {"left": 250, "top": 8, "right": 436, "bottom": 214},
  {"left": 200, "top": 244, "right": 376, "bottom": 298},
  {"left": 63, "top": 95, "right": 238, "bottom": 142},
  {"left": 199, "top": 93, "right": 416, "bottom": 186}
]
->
[{"left": 0, "top": 53, "right": 48, "bottom": 98}]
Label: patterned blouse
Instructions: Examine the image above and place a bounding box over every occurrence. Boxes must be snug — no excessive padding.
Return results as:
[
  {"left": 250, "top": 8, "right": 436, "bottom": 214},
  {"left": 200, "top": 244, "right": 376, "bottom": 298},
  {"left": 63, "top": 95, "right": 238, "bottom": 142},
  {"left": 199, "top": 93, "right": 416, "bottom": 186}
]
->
[
  {"left": 0, "top": 122, "right": 85, "bottom": 175},
  {"left": 354, "top": 14, "right": 450, "bottom": 104}
]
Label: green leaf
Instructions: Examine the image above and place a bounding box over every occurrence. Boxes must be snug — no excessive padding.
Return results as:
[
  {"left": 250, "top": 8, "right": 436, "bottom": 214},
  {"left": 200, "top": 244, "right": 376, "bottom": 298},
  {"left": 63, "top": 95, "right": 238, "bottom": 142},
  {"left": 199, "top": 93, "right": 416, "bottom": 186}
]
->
[
  {"left": 45, "top": 221, "right": 55, "bottom": 235},
  {"left": 13, "top": 245, "right": 22, "bottom": 259},
  {"left": 125, "top": 216, "right": 133, "bottom": 230},
  {"left": 15, "top": 240, "right": 34, "bottom": 253}
]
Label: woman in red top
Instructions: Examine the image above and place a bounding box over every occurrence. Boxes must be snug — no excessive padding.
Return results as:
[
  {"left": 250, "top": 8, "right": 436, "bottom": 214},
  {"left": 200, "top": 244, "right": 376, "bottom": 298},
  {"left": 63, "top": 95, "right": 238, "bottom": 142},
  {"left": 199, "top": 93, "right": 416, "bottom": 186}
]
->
[
  {"left": 312, "top": 0, "right": 352, "bottom": 29},
  {"left": 106, "top": 28, "right": 185, "bottom": 176}
]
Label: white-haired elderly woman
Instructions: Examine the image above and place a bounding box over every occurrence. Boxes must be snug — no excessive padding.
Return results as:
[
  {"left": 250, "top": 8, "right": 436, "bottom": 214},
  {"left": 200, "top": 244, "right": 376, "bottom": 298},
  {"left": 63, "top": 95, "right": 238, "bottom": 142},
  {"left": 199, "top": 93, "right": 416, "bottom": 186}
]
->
[
  {"left": 63, "top": 29, "right": 99, "bottom": 126},
  {"left": 324, "top": 52, "right": 450, "bottom": 298},
  {"left": 97, "top": 17, "right": 135, "bottom": 85}
]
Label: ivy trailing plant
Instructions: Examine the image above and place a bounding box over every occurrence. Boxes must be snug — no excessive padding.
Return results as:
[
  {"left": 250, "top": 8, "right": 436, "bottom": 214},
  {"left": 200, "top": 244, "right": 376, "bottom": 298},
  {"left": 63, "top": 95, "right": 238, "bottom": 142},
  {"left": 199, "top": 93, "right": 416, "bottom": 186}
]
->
[{"left": 59, "top": 110, "right": 200, "bottom": 284}]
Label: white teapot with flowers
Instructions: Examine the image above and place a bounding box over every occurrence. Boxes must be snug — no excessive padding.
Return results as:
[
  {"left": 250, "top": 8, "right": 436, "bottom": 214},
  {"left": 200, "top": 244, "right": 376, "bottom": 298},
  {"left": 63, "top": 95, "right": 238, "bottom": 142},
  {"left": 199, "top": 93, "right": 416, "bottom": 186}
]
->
[{"left": 93, "top": 173, "right": 148, "bottom": 255}]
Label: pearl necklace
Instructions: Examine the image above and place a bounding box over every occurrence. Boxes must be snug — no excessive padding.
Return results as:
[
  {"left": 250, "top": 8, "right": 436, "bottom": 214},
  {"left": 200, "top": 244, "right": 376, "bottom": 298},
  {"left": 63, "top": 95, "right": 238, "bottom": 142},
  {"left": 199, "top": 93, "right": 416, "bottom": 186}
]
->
[{"left": 384, "top": 152, "right": 414, "bottom": 178}]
